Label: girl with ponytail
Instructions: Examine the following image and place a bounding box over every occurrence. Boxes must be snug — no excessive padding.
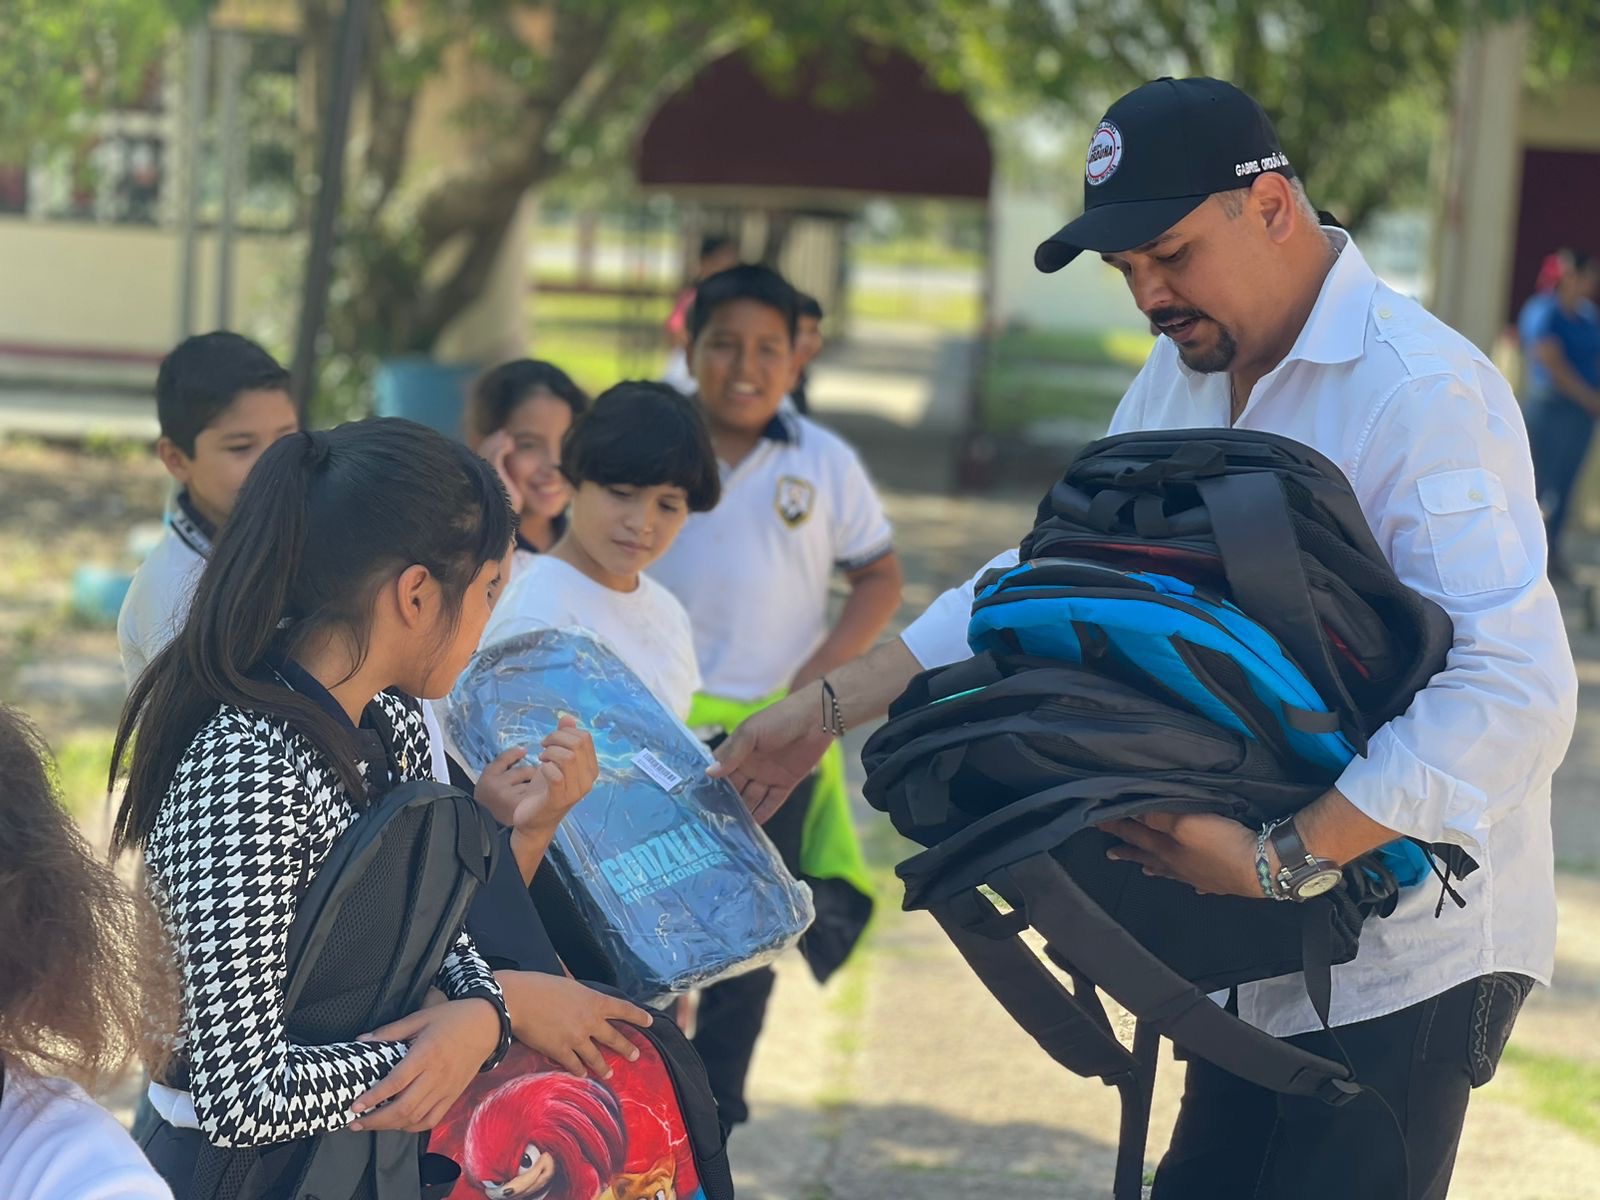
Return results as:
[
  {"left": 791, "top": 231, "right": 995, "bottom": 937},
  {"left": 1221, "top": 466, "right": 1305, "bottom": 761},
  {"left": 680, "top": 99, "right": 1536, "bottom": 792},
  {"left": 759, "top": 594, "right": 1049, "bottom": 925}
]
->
[{"left": 112, "top": 419, "right": 596, "bottom": 1196}]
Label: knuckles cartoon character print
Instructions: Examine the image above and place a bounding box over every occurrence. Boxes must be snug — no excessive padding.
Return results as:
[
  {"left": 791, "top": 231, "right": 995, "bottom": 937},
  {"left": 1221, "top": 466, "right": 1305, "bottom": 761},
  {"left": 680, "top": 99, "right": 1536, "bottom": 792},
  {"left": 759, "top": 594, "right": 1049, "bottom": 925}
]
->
[{"left": 431, "top": 1037, "right": 707, "bottom": 1200}]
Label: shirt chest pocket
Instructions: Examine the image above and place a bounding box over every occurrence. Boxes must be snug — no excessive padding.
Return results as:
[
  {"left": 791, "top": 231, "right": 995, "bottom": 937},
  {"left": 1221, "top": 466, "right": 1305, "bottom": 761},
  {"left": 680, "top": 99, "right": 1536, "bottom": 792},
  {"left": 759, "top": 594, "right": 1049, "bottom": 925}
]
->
[{"left": 1417, "top": 468, "right": 1535, "bottom": 596}]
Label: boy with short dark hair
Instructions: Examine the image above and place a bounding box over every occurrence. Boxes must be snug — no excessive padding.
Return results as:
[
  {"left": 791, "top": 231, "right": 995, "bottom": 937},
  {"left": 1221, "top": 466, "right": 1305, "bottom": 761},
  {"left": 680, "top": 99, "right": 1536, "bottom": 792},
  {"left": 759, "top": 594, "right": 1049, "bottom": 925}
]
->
[
  {"left": 650, "top": 263, "right": 902, "bottom": 1127},
  {"left": 118, "top": 331, "right": 299, "bottom": 686},
  {"left": 478, "top": 381, "right": 720, "bottom": 720}
]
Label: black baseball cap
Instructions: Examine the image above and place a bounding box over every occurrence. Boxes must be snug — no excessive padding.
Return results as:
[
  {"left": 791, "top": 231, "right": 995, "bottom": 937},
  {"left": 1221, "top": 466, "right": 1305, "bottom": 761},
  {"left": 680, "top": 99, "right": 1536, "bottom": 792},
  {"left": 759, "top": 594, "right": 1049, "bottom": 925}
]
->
[{"left": 1035, "top": 77, "right": 1295, "bottom": 273}]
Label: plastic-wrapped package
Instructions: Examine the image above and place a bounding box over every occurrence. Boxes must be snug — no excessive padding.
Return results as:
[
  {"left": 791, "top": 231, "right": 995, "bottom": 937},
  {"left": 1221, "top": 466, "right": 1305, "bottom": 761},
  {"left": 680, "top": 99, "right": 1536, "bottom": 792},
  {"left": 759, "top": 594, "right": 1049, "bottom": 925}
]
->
[{"left": 446, "top": 627, "right": 814, "bottom": 1002}]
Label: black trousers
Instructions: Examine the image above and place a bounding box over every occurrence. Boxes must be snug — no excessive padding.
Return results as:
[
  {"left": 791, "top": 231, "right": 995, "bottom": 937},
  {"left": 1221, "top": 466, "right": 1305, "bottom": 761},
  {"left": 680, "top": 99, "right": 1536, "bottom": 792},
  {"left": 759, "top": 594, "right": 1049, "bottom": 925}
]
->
[
  {"left": 690, "top": 775, "right": 813, "bottom": 1127},
  {"left": 1152, "top": 972, "right": 1532, "bottom": 1200}
]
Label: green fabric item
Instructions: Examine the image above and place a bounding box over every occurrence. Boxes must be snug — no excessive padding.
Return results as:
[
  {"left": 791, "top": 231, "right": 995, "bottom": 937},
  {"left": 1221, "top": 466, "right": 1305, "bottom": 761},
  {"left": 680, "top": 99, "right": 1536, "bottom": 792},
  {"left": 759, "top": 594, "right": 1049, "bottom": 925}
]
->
[{"left": 689, "top": 690, "right": 875, "bottom": 903}]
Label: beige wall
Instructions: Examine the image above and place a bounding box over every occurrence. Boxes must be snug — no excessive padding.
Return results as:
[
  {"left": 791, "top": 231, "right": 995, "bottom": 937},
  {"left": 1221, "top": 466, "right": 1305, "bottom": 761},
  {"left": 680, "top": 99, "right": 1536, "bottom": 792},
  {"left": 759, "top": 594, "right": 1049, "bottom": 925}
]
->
[
  {"left": 0, "top": 220, "right": 291, "bottom": 363},
  {"left": 1521, "top": 82, "right": 1600, "bottom": 151}
]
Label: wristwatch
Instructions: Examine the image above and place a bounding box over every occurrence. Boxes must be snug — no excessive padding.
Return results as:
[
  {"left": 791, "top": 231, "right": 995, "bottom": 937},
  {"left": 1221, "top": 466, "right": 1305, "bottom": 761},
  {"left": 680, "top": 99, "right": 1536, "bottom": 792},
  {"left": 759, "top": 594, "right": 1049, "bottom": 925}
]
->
[{"left": 1266, "top": 818, "right": 1343, "bottom": 902}]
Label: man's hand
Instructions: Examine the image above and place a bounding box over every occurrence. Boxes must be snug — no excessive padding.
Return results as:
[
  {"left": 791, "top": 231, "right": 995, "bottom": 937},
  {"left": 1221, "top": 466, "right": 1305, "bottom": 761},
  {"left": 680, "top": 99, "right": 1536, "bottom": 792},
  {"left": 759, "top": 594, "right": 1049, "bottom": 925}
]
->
[
  {"left": 1099, "top": 812, "right": 1266, "bottom": 898},
  {"left": 708, "top": 683, "right": 835, "bottom": 823}
]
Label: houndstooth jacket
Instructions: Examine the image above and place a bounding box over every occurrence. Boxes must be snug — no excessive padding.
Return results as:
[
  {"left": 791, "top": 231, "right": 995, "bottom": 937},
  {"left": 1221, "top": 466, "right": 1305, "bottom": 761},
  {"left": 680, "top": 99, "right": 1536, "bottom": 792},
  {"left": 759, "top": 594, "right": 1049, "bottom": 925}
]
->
[{"left": 143, "top": 689, "right": 505, "bottom": 1149}]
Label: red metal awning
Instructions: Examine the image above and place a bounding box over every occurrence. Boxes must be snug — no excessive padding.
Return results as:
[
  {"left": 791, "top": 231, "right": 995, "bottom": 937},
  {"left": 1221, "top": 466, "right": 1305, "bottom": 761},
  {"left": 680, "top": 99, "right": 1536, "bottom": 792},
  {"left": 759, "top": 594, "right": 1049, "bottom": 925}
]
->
[{"left": 636, "top": 45, "right": 992, "bottom": 204}]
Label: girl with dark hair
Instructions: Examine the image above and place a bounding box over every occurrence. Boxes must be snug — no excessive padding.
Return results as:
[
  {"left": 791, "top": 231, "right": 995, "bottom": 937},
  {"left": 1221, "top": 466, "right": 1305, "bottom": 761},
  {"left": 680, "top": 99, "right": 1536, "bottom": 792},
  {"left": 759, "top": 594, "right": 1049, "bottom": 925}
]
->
[
  {"left": 0, "top": 704, "right": 180, "bottom": 1199},
  {"left": 112, "top": 418, "right": 596, "bottom": 1197},
  {"left": 469, "top": 360, "right": 589, "bottom": 577}
]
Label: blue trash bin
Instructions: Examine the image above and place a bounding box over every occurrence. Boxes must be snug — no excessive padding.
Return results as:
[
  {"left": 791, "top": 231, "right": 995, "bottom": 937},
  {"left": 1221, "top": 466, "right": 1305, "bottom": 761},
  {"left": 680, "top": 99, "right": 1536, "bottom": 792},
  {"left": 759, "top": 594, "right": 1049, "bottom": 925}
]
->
[
  {"left": 72, "top": 564, "right": 134, "bottom": 627},
  {"left": 373, "top": 357, "right": 480, "bottom": 441}
]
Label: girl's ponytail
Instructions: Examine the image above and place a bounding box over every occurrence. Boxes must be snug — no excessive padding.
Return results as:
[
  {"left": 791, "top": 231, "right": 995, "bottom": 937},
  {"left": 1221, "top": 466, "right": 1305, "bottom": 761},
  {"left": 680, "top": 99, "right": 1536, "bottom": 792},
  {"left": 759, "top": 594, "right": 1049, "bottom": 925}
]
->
[
  {"left": 112, "top": 420, "right": 512, "bottom": 853},
  {"left": 112, "top": 432, "right": 328, "bottom": 852}
]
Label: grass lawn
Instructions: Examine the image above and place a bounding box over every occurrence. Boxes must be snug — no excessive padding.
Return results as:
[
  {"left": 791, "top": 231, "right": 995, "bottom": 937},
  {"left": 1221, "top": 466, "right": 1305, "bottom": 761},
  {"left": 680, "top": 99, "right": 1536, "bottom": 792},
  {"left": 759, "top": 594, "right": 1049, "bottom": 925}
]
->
[
  {"left": 1499, "top": 1045, "right": 1600, "bottom": 1144},
  {"left": 978, "top": 326, "right": 1155, "bottom": 436},
  {"left": 527, "top": 290, "right": 668, "bottom": 393},
  {"left": 853, "top": 237, "right": 981, "bottom": 273},
  {"left": 850, "top": 287, "right": 980, "bottom": 331}
]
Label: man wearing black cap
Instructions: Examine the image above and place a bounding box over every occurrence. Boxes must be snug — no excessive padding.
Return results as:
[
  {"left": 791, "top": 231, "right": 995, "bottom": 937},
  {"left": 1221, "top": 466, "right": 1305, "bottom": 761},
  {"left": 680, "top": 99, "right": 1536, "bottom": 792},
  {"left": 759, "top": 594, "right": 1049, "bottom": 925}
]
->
[{"left": 709, "top": 77, "right": 1574, "bottom": 1198}]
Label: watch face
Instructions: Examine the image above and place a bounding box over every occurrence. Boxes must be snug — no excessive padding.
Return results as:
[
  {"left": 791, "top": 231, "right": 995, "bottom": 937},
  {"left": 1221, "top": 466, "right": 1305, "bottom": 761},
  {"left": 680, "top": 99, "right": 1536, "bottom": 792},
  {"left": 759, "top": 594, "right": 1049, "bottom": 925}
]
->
[{"left": 1296, "top": 869, "right": 1343, "bottom": 899}]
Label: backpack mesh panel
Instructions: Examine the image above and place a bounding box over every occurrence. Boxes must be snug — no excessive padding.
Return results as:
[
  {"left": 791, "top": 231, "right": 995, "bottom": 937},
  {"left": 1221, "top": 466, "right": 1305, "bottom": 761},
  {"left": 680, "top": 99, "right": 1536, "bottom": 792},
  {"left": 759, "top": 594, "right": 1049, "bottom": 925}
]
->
[{"left": 287, "top": 806, "right": 431, "bottom": 1044}]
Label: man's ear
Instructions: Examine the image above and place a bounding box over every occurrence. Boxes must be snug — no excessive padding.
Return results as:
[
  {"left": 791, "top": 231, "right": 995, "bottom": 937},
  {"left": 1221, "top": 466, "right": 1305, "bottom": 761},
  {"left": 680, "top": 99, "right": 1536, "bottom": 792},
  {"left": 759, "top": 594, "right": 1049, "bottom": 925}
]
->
[
  {"left": 1253, "top": 173, "right": 1298, "bottom": 245},
  {"left": 155, "top": 437, "right": 193, "bottom": 485}
]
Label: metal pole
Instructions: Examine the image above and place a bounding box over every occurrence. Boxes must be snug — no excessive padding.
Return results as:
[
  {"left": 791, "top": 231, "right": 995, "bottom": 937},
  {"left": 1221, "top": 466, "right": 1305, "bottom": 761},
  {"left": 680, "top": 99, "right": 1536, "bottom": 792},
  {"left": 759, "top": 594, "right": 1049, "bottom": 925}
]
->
[
  {"left": 290, "top": 0, "right": 369, "bottom": 421},
  {"left": 176, "top": 24, "right": 210, "bottom": 339},
  {"left": 215, "top": 30, "right": 246, "bottom": 329}
]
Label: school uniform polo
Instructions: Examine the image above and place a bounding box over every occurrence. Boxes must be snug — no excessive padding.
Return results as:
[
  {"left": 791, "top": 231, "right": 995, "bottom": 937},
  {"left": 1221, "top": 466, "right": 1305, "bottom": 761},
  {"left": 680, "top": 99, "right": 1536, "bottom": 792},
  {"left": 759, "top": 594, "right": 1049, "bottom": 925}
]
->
[
  {"left": 900, "top": 230, "right": 1576, "bottom": 1038},
  {"left": 649, "top": 406, "right": 894, "bottom": 702},
  {"left": 118, "top": 493, "right": 214, "bottom": 689}
]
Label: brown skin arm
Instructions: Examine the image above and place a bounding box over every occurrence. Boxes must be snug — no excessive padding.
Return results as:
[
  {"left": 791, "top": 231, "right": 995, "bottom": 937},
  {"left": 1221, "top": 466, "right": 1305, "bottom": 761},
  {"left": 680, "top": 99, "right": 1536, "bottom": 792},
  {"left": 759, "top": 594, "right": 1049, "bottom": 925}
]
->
[
  {"left": 1533, "top": 337, "right": 1600, "bottom": 413},
  {"left": 1101, "top": 787, "right": 1404, "bottom": 898},
  {"left": 789, "top": 552, "right": 905, "bottom": 689},
  {"left": 711, "top": 636, "right": 923, "bottom": 822}
]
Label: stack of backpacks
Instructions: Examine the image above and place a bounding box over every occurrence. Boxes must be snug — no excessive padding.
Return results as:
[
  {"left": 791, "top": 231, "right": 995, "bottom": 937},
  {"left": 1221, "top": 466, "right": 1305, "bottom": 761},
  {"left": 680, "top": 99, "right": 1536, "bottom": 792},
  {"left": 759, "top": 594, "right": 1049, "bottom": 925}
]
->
[{"left": 862, "top": 429, "right": 1473, "bottom": 1199}]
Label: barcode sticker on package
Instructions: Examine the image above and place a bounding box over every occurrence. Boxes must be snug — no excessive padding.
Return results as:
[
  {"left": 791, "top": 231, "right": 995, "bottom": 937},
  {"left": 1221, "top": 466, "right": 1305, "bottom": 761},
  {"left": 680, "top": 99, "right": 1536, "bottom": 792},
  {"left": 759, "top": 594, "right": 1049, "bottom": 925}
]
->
[{"left": 633, "top": 748, "right": 685, "bottom": 793}]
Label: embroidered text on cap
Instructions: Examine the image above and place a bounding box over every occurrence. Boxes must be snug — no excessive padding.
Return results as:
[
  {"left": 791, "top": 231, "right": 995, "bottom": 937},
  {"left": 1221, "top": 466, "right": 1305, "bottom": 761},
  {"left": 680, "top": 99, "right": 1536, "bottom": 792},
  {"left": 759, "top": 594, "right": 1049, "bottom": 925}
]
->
[{"left": 1085, "top": 121, "right": 1123, "bottom": 186}]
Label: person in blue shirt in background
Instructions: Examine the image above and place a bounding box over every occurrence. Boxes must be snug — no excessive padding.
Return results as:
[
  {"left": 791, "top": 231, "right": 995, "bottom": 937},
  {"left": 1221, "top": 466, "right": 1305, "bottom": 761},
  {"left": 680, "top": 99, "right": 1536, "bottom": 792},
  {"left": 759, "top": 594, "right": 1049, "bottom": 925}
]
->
[{"left": 1520, "top": 247, "right": 1600, "bottom": 580}]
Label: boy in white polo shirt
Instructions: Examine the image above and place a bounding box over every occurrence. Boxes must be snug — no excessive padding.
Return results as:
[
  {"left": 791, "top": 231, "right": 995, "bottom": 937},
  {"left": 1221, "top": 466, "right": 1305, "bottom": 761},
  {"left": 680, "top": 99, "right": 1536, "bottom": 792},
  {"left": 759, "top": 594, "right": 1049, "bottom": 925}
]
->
[
  {"left": 650, "top": 264, "right": 903, "bottom": 1127},
  {"left": 117, "top": 332, "right": 299, "bottom": 687}
]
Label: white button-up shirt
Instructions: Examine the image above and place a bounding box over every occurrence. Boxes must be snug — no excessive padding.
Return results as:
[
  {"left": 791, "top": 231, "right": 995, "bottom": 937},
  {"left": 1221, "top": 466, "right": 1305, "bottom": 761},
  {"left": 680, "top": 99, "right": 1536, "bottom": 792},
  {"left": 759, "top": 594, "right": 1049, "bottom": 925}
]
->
[{"left": 900, "top": 232, "right": 1577, "bottom": 1036}]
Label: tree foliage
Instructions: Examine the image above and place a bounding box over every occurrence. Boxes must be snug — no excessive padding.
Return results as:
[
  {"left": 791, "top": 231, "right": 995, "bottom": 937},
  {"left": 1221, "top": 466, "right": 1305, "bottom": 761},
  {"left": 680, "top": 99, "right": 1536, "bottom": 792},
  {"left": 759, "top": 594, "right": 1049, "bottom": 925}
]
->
[
  {"left": 0, "top": 0, "right": 191, "bottom": 161},
  {"left": 9, "top": 0, "right": 1595, "bottom": 365}
]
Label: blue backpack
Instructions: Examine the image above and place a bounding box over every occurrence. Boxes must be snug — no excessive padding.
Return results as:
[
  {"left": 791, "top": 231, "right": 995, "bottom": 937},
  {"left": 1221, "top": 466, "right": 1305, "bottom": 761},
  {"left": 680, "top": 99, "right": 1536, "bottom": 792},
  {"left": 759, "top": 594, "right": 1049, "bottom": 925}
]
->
[{"left": 966, "top": 557, "right": 1430, "bottom": 885}]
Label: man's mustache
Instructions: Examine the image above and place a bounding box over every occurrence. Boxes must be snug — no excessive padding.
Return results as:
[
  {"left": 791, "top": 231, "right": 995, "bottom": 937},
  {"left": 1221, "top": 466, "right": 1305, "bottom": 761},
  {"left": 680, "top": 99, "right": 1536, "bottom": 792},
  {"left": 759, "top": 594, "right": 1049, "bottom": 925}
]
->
[{"left": 1147, "top": 307, "right": 1210, "bottom": 327}]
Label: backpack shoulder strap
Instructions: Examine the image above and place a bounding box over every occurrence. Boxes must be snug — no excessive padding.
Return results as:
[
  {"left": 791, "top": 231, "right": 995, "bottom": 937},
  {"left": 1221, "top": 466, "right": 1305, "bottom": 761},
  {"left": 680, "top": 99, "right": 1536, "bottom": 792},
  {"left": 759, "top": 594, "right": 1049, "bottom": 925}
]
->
[
  {"left": 277, "top": 781, "right": 496, "bottom": 1200},
  {"left": 1195, "top": 472, "right": 1364, "bottom": 749},
  {"left": 994, "top": 851, "right": 1358, "bottom": 1103},
  {"left": 928, "top": 886, "right": 1156, "bottom": 1200}
]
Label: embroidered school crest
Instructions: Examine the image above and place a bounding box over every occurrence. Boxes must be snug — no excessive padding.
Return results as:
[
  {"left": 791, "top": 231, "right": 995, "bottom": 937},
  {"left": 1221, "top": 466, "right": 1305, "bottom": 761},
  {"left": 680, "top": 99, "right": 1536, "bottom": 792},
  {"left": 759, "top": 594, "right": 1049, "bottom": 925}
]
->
[{"left": 774, "top": 476, "right": 816, "bottom": 528}]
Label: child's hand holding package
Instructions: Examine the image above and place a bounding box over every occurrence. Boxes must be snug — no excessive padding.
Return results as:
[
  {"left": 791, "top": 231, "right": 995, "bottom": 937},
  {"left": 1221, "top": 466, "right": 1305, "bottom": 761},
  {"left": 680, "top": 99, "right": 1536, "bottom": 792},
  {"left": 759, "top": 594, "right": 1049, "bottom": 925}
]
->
[{"left": 476, "top": 715, "right": 599, "bottom": 881}]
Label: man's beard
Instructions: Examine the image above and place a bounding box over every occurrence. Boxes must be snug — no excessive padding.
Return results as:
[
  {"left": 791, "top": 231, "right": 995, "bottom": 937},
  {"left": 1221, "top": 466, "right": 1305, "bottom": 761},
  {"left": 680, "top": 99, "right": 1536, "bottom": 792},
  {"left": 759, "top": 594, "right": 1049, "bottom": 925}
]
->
[{"left": 1150, "top": 307, "right": 1238, "bottom": 373}]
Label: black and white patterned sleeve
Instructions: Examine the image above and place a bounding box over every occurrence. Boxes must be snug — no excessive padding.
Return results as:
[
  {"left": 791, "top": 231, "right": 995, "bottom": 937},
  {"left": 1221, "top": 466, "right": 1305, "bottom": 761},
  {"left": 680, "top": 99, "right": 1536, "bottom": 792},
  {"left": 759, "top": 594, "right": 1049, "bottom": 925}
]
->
[
  {"left": 147, "top": 723, "right": 408, "bottom": 1148},
  {"left": 436, "top": 930, "right": 507, "bottom": 1011}
]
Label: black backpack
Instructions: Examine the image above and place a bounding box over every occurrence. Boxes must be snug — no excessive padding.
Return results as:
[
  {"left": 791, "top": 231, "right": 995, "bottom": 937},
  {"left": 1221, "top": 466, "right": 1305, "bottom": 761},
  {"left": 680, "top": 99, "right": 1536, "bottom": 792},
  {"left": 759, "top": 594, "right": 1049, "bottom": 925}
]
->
[
  {"left": 1021, "top": 429, "right": 1454, "bottom": 749},
  {"left": 177, "top": 780, "right": 498, "bottom": 1200},
  {"left": 862, "top": 430, "right": 1469, "bottom": 1199}
]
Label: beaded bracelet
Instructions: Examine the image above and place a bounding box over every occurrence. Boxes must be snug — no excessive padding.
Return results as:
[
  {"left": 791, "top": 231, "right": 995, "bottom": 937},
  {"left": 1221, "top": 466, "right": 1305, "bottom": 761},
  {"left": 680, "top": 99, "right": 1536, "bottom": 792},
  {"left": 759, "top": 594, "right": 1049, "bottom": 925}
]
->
[
  {"left": 821, "top": 677, "right": 847, "bottom": 737},
  {"left": 1255, "top": 821, "right": 1285, "bottom": 901}
]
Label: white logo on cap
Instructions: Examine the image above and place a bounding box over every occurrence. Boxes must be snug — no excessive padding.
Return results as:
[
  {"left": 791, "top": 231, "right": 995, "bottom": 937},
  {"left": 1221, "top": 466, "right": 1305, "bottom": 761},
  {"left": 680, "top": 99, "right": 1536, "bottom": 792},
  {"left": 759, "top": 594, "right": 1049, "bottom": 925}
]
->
[{"left": 1085, "top": 121, "right": 1123, "bottom": 186}]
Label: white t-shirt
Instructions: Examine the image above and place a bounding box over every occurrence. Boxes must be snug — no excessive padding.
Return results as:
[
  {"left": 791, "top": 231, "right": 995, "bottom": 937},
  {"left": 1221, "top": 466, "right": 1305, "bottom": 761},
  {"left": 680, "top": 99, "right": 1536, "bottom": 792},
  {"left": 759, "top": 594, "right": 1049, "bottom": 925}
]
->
[
  {"left": 649, "top": 408, "right": 894, "bottom": 701},
  {"left": 118, "top": 524, "right": 207, "bottom": 690},
  {"left": 900, "top": 232, "right": 1575, "bottom": 1037},
  {"left": 0, "top": 1067, "right": 173, "bottom": 1200},
  {"left": 479, "top": 554, "right": 702, "bottom": 720}
]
